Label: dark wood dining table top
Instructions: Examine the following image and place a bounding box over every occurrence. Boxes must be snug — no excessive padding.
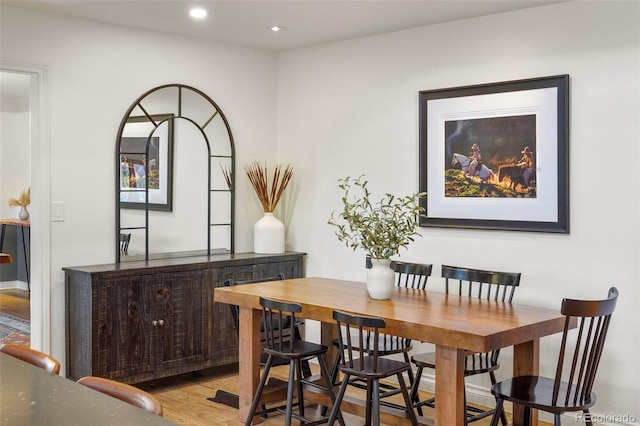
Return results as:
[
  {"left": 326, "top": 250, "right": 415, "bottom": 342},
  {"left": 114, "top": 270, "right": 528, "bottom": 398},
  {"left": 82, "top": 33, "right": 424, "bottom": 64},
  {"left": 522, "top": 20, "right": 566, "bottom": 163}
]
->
[{"left": 0, "top": 352, "right": 176, "bottom": 425}]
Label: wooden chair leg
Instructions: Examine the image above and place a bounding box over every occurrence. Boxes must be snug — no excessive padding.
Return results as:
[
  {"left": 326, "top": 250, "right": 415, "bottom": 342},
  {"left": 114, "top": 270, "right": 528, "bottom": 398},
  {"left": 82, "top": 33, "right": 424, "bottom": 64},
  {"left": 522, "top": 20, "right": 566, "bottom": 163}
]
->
[
  {"left": 409, "top": 365, "right": 425, "bottom": 416},
  {"left": 372, "top": 379, "right": 380, "bottom": 426},
  {"left": 397, "top": 373, "right": 419, "bottom": 426},
  {"left": 489, "top": 399, "right": 504, "bottom": 426},
  {"left": 489, "top": 372, "right": 508, "bottom": 426},
  {"left": 328, "top": 374, "right": 350, "bottom": 425},
  {"left": 403, "top": 352, "right": 415, "bottom": 385},
  {"left": 245, "top": 356, "right": 274, "bottom": 426},
  {"left": 584, "top": 410, "right": 593, "bottom": 426},
  {"left": 523, "top": 406, "right": 531, "bottom": 426},
  {"left": 330, "top": 349, "right": 342, "bottom": 386},
  {"left": 317, "top": 355, "right": 345, "bottom": 426},
  {"left": 365, "top": 379, "right": 373, "bottom": 426},
  {"left": 285, "top": 359, "right": 296, "bottom": 426},
  {"left": 294, "top": 359, "right": 305, "bottom": 418}
]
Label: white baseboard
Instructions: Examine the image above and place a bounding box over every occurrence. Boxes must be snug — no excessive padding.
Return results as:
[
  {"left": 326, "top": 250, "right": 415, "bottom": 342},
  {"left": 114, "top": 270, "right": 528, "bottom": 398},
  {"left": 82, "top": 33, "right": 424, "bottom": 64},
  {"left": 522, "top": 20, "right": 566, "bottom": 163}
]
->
[{"left": 0, "top": 280, "right": 29, "bottom": 291}]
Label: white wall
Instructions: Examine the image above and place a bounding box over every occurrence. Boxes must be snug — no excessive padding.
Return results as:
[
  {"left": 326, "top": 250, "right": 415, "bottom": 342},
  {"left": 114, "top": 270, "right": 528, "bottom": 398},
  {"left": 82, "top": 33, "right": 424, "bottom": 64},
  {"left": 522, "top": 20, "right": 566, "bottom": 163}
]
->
[
  {"left": 0, "top": 105, "right": 30, "bottom": 219},
  {"left": 278, "top": 1, "right": 639, "bottom": 423},
  {"left": 1, "top": 1, "right": 638, "bottom": 423},
  {"left": 0, "top": 5, "right": 279, "bottom": 369}
]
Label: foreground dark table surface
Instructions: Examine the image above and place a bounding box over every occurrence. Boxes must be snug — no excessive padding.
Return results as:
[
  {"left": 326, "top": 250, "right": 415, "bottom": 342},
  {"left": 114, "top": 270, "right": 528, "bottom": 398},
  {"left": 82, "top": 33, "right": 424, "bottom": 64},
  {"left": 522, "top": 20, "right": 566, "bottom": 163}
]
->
[{"left": 0, "top": 352, "right": 176, "bottom": 425}]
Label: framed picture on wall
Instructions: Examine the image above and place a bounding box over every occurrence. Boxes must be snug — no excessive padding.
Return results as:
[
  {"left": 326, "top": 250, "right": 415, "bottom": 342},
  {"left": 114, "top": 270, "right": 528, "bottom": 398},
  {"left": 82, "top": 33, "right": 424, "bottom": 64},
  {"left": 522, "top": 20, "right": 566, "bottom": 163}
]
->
[
  {"left": 119, "top": 114, "right": 174, "bottom": 211},
  {"left": 418, "top": 75, "right": 569, "bottom": 233}
]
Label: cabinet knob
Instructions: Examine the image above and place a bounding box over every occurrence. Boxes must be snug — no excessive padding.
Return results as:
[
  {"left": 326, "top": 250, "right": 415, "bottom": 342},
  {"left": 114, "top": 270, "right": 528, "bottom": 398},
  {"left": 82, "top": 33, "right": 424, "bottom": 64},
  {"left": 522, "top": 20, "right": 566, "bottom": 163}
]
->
[
  {"left": 158, "top": 319, "right": 165, "bottom": 326},
  {"left": 152, "top": 320, "right": 158, "bottom": 327}
]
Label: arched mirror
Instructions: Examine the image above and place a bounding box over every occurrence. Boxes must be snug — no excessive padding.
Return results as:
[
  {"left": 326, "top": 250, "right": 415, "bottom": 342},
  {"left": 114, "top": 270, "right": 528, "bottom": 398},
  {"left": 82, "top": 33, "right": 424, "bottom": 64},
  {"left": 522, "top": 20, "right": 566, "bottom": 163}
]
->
[{"left": 115, "top": 84, "right": 234, "bottom": 262}]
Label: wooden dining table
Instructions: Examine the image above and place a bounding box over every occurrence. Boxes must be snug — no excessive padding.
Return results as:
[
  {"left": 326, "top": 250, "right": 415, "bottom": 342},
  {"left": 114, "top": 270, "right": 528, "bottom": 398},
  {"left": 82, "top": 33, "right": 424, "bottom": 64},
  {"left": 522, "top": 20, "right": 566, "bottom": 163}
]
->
[{"left": 214, "top": 277, "right": 569, "bottom": 426}]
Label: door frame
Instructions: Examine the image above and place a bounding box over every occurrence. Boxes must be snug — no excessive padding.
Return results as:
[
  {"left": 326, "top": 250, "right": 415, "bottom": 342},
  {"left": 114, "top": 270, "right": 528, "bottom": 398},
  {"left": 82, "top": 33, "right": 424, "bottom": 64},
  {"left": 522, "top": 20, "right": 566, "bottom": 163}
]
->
[{"left": 1, "top": 61, "right": 51, "bottom": 353}]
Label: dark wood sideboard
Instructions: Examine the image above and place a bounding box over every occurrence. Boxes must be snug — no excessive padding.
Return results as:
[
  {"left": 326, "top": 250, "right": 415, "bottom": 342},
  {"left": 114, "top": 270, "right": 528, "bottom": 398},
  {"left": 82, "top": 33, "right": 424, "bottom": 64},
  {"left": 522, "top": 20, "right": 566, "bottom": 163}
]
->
[{"left": 64, "top": 252, "right": 305, "bottom": 384}]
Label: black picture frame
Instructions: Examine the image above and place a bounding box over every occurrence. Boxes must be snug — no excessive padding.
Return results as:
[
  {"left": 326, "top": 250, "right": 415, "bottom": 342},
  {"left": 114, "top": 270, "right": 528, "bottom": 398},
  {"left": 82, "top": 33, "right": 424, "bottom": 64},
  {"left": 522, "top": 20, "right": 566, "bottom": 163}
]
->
[
  {"left": 419, "top": 75, "right": 569, "bottom": 233},
  {"left": 119, "top": 114, "right": 174, "bottom": 211}
]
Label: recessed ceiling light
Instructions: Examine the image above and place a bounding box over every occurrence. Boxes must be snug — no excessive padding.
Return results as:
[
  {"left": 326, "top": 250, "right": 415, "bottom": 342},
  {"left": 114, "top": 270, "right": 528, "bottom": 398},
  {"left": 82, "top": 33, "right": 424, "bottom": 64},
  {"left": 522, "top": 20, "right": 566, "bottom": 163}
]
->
[
  {"left": 270, "top": 26, "right": 287, "bottom": 32},
  {"left": 189, "top": 8, "right": 208, "bottom": 19}
]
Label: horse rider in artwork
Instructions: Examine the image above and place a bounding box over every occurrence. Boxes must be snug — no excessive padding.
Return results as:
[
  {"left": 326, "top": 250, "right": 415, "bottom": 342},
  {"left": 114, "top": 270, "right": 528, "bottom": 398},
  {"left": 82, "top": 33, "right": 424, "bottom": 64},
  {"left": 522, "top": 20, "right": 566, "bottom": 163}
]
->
[
  {"left": 517, "top": 146, "right": 535, "bottom": 187},
  {"left": 467, "top": 143, "right": 482, "bottom": 177}
]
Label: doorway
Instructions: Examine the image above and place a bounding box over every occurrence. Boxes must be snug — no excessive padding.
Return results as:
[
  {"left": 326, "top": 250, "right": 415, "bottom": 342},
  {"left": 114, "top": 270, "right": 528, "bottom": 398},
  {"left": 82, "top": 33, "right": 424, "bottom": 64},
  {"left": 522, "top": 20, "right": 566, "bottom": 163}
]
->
[{"left": 0, "top": 63, "right": 50, "bottom": 353}]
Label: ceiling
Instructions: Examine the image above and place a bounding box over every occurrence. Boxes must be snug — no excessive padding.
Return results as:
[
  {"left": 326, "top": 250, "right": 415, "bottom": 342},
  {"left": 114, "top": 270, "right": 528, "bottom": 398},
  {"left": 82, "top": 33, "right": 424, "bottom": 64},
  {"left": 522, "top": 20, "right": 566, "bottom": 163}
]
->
[{"left": 2, "top": 0, "right": 570, "bottom": 52}]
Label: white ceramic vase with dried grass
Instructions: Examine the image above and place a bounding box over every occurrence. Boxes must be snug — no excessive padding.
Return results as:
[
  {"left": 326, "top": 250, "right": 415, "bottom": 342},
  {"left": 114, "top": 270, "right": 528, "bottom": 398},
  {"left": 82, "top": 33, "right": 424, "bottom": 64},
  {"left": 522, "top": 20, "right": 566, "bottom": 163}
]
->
[
  {"left": 254, "top": 212, "right": 285, "bottom": 254},
  {"left": 8, "top": 188, "right": 31, "bottom": 221},
  {"left": 245, "top": 161, "right": 293, "bottom": 254}
]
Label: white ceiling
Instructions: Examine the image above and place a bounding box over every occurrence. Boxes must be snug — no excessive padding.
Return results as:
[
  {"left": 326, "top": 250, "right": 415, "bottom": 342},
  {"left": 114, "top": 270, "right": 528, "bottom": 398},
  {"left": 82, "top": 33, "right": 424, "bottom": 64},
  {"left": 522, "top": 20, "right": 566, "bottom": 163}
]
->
[
  {"left": 2, "top": 0, "right": 571, "bottom": 51},
  {"left": 1, "top": 0, "right": 571, "bottom": 99}
]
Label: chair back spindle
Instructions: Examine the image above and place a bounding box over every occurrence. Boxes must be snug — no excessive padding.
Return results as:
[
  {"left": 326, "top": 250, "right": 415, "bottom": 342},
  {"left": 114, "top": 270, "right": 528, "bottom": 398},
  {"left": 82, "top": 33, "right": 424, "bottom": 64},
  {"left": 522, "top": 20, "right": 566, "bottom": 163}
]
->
[
  {"left": 119, "top": 233, "right": 131, "bottom": 254},
  {"left": 260, "top": 297, "right": 300, "bottom": 354},
  {"left": 442, "top": 265, "right": 521, "bottom": 302},
  {"left": 553, "top": 287, "right": 618, "bottom": 406},
  {"left": 224, "top": 273, "right": 285, "bottom": 333},
  {"left": 334, "top": 310, "right": 386, "bottom": 373},
  {"left": 366, "top": 257, "right": 433, "bottom": 290},
  {"left": 489, "top": 287, "right": 619, "bottom": 426}
]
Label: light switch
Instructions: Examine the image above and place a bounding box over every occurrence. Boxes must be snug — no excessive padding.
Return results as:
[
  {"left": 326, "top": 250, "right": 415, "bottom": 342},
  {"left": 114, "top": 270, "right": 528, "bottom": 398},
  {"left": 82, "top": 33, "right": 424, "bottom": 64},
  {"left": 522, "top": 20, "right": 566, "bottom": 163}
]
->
[{"left": 52, "top": 201, "right": 64, "bottom": 222}]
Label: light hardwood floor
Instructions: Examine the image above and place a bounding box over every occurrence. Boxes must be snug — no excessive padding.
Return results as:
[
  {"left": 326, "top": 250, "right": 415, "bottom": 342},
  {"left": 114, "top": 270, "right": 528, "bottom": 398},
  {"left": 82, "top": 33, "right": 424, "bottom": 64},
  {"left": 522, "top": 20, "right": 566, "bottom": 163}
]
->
[
  {"left": 137, "top": 363, "right": 528, "bottom": 426},
  {"left": 0, "top": 288, "right": 30, "bottom": 320}
]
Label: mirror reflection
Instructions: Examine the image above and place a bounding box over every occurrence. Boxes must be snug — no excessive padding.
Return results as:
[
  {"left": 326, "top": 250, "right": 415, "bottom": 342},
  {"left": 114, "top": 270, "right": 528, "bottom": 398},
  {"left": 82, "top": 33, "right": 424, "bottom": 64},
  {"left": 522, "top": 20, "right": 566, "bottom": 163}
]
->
[{"left": 116, "top": 84, "right": 235, "bottom": 262}]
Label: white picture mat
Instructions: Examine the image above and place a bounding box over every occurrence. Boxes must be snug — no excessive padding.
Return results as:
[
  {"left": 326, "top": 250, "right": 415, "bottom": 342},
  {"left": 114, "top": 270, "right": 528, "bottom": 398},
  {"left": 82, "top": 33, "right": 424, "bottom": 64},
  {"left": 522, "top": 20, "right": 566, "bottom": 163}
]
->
[
  {"left": 426, "top": 87, "right": 558, "bottom": 222},
  {"left": 120, "top": 120, "right": 170, "bottom": 205}
]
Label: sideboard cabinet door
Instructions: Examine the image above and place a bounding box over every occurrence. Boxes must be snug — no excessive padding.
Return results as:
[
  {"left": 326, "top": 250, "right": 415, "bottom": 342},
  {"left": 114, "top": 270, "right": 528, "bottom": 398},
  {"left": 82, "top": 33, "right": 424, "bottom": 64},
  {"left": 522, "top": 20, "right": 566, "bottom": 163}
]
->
[
  {"left": 153, "top": 270, "right": 210, "bottom": 373},
  {"left": 98, "top": 275, "right": 155, "bottom": 380}
]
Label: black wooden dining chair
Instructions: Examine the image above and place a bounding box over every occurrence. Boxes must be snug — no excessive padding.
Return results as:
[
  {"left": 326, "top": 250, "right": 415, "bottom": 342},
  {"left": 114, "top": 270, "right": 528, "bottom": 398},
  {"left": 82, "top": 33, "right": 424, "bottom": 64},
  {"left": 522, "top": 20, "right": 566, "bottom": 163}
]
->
[
  {"left": 489, "top": 287, "right": 619, "bottom": 426},
  {"left": 119, "top": 233, "right": 131, "bottom": 255},
  {"left": 327, "top": 310, "right": 418, "bottom": 426},
  {"left": 210, "top": 273, "right": 310, "bottom": 412},
  {"left": 330, "top": 260, "right": 432, "bottom": 409},
  {"left": 409, "top": 265, "right": 521, "bottom": 424},
  {"left": 223, "top": 273, "right": 309, "bottom": 373},
  {"left": 246, "top": 297, "right": 344, "bottom": 426}
]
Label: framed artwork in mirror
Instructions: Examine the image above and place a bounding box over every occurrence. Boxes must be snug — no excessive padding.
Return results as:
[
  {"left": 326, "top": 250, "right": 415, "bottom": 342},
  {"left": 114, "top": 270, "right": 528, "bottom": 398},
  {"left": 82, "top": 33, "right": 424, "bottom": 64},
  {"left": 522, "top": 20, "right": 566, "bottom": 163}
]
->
[
  {"left": 119, "top": 114, "right": 174, "bottom": 211},
  {"left": 419, "top": 75, "right": 569, "bottom": 233}
]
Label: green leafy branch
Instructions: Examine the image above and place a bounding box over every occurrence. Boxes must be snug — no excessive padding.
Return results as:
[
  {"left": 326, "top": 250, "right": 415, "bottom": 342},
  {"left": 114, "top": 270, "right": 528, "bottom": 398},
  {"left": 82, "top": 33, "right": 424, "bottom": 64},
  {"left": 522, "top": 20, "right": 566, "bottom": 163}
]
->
[{"left": 328, "top": 176, "right": 426, "bottom": 259}]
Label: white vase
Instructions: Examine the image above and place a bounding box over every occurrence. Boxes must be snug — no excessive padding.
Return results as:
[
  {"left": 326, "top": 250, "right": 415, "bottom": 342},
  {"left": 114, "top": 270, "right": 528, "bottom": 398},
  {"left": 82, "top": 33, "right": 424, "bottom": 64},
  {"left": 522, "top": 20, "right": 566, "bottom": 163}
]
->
[
  {"left": 18, "top": 205, "right": 29, "bottom": 221},
  {"left": 366, "top": 258, "right": 395, "bottom": 300},
  {"left": 254, "top": 212, "right": 285, "bottom": 254}
]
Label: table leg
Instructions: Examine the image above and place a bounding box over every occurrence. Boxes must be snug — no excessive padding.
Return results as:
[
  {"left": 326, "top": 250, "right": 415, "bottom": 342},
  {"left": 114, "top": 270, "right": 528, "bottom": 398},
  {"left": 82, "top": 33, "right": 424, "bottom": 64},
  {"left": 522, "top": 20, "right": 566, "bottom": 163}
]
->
[
  {"left": 320, "top": 320, "right": 338, "bottom": 369},
  {"left": 0, "top": 224, "right": 6, "bottom": 250},
  {"left": 20, "top": 226, "right": 29, "bottom": 292},
  {"left": 238, "top": 306, "right": 262, "bottom": 422},
  {"left": 435, "top": 345, "right": 465, "bottom": 426},
  {"left": 512, "top": 339, "right": 540, "bottom": 426}
]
